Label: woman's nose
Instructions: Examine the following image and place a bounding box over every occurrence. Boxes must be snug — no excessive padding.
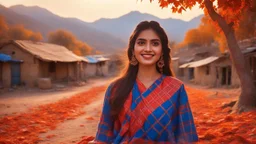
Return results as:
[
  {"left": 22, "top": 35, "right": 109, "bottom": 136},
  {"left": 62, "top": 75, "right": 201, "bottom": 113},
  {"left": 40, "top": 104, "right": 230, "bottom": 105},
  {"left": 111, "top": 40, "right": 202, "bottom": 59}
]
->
[{"left": 144, "top": 43, "right": 152, "bottom": 51}]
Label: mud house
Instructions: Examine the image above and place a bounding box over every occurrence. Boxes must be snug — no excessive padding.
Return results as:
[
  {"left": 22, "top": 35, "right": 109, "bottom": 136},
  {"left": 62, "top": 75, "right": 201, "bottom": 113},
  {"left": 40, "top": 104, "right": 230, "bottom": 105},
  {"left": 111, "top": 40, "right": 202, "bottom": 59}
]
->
[
  {"left": 179, "top": 47, "right": 256, "bottom": 87},
  {"left": 179, "top": 56, "right": 235, "bottom": 87},
  {"left": 0, "top": 40, "right": 87, "bottom": 88},
  {"left": 84, "top": 55, "right": 110, "bottom": 77}
]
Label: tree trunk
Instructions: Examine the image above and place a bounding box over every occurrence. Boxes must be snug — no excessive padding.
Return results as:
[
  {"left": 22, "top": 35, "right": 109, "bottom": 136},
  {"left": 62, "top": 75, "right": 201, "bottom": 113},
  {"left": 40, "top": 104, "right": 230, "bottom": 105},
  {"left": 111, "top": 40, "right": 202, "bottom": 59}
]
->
[{"left": 204, "top": 0, "right": 256, "bottom": 113}]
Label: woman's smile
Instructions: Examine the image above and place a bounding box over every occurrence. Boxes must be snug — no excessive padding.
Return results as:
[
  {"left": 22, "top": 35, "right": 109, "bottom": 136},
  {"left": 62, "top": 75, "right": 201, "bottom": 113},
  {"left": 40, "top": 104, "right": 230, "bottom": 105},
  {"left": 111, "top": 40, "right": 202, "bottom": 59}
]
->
[{"left": 141, "top": 54, "right": 155, "bottom": 59}]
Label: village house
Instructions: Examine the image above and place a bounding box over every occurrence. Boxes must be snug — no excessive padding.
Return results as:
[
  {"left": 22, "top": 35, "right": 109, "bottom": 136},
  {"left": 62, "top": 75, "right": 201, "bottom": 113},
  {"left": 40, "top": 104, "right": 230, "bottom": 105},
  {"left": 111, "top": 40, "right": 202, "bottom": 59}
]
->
[
  {"left": 179, "top": 47, "right": 256, "bottom": 88},
  {"left": 0, "top": 40, "right": 88, "bottom": 88},
  {"left": 84, "top": 55, "right": 110, "bottom": 77},
  {"left": 179, "top": 56, "right": 235, "bottom": 87}
]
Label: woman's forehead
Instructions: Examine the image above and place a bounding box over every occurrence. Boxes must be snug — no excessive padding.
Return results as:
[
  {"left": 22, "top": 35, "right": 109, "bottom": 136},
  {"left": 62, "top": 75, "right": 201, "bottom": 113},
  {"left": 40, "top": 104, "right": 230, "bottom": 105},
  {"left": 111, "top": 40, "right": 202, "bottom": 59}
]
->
[{"left": 137, "top": 29, "right": 160, "bottom": 40}]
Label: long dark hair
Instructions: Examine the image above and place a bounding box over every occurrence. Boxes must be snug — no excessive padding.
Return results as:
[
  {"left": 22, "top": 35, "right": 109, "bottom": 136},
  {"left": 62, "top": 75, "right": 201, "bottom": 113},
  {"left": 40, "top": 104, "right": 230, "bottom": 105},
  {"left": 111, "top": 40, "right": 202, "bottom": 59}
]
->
[{"left": 109, "top": 21, "right": 174, "bottom": 119}]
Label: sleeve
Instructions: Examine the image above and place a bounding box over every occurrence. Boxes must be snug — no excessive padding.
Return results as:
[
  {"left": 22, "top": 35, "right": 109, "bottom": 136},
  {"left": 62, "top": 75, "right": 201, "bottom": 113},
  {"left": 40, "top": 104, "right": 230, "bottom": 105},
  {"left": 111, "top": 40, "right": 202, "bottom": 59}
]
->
[
  {"left": 94, "top": 84, "right": 114, "bottom": 143},
  {"left": 174, "top": 84, "right": 198, "bottom": 143}
]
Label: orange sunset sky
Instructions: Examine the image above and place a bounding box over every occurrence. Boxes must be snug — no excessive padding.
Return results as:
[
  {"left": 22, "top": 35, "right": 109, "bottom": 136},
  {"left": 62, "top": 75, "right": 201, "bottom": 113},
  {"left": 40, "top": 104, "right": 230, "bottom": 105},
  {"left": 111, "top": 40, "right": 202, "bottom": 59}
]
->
[{"left": 0, "top": 0, "right": 203, "bottom": 22}]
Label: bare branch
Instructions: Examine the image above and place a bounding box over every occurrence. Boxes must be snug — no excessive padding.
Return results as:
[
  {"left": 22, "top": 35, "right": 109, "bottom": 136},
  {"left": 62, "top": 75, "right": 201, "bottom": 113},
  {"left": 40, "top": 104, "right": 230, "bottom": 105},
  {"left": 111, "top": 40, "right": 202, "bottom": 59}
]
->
[{"left": 204, "top": 0, "right": 234, "bottom": 35}]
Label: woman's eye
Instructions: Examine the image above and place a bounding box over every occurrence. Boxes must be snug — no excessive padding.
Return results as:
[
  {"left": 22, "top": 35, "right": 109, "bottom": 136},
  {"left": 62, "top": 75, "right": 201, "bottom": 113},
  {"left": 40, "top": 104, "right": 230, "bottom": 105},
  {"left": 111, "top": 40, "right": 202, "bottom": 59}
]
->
[
  {"left": 137, "top": 41, "right": 145, "bottom": 45},
  {"left": 152, "top": 42, "right": 160, "bottom": 46}
]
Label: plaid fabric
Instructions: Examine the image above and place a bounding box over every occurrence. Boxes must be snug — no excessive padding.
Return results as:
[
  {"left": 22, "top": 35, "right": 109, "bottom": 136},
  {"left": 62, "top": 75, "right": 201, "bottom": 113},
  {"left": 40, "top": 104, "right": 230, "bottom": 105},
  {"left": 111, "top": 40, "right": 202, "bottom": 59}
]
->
[{"left": 95, "top": 75, "right": 198, "bottom": 144}]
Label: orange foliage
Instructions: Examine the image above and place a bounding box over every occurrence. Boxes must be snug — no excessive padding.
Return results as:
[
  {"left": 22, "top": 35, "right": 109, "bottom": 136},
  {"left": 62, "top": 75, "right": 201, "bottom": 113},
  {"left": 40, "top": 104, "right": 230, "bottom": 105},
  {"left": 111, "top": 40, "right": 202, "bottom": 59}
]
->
[
  {"left": 183, "top": 28, "right": 214, "bottom": 47},
  {"left": 0, "top": 16, "right": 43, "bottom": 41},
  {"left": 180, "top": 15, "right": 217, "bottom": 49},
  {"left": 235, "top": 9, "right": 256, "bottom": 40},
  {"left": 0, "top": 16, "right": 8, "bottom": 39},
  {"left": 185, "top": 86, "right": 256, "bottom": 143},
  {"left": 8, "top": 25, "right": 43, "bottom": 41},
  {"left": 48, "top": 30, "right": 93, "bottom": 56},
  {"left": 181, "top": 9, "right": 255, "bottom": 52},
  {"left": 214, "top": 34, "right": 228, "bottom": 53},
  {"left": 150, "top": 0, "right": 253, "bottom": 21},
  {"left": 184, "top": 29, "right": 201, "bottom": 45},
  {"left": 0, "top": 86, "right": 106, "bottom": 144}
]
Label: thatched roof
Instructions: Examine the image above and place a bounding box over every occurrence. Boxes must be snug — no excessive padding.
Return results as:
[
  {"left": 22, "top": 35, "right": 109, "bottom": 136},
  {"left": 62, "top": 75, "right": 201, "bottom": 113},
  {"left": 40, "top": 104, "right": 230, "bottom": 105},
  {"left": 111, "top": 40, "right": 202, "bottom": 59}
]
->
[{"left": 0, "top": 40, "right": 88, "bottom": 62}]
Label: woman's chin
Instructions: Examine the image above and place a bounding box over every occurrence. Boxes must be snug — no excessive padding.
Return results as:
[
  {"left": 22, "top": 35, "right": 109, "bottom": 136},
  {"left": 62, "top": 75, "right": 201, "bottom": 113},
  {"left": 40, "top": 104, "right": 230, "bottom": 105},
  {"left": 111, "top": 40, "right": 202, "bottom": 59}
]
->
[{"left": 138, "top": 62, "right": 157, "bottom": 67}]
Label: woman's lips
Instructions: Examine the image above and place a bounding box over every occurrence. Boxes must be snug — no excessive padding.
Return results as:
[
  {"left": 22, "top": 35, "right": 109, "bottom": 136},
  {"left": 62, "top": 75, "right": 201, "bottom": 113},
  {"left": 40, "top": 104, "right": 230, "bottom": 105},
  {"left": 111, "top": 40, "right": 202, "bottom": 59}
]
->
[{"left": 141, "top": 54, "right": 155, "bottom": 59}]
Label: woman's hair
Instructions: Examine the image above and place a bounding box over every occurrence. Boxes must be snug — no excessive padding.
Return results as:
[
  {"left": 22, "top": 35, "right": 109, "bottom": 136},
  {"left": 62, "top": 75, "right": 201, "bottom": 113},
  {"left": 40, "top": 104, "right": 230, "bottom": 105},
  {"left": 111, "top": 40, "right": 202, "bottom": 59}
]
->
[{"left": 109, "top": 21, "right": 174, "bottom": 119}]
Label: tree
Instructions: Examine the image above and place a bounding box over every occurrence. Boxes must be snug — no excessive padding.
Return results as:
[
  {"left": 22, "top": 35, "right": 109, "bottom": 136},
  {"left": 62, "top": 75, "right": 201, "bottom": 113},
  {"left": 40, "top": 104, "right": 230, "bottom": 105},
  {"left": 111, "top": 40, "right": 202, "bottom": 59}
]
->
[
  {"left": 0, "top": 16, "right": 43, "bottom": 41},
  {"left": 48, "top": 30, "right": 92, "bottom": 56},
  {"left": 198, "top": 15, "right": 228, "bottom": 53},
  {"left": 146, "top": 0, "right": 256, "bottom": 112},
  {"left": 184, "top": 29, "right": 202, "bottom": 46},
  {"left": 8, "top": 25, "right": 43, "bottom": 41},
  {"left": 0, "top": 16, "right": 8, "bottom": 39},
  {"left": 183, "top": 28, "right": 214, "bottom": 47}
]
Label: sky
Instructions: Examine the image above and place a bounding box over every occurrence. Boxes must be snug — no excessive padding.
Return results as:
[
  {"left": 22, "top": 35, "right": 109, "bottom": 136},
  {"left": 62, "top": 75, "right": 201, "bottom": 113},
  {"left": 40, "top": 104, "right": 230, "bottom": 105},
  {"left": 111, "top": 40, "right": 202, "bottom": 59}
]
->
[{"left": 0, "top": 0, "right": 204, "bottom": 22}]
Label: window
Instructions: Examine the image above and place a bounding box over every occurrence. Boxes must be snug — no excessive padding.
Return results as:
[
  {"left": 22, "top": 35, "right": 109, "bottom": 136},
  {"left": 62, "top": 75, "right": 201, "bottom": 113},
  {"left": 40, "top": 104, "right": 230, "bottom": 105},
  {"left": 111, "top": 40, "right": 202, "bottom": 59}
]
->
[
  {"left": 49, "top": 62, "right": 56, "bottom": 73},
  {"left": 206, "top": 65, "right": 210, "bottom": 75}
]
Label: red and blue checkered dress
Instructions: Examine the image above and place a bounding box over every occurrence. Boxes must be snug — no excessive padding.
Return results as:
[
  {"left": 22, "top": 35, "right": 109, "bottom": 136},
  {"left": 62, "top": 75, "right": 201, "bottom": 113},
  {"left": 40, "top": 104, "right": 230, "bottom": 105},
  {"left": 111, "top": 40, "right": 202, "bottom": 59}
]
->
[{"left": 95, "top": 75, "right": 198, "bottom": 143}]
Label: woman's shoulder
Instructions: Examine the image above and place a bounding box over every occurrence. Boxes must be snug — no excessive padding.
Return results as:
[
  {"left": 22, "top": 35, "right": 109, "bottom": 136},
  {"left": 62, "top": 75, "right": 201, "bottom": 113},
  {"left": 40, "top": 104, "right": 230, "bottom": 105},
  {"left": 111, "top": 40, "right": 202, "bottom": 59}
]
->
[
  {"left": 105, "top": 80, "right": 119, "bottom": 95},
  {"left": 163, "top": 76, "right": 184, "bottom": 86}
]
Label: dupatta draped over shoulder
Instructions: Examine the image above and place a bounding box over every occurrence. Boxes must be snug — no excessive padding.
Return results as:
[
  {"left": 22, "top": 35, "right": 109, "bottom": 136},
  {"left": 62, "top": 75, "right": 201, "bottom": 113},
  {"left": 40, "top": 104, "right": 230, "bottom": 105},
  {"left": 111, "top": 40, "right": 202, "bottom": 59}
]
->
[{"left": 95, "top": 75, "right": 198, "bottom": 144}]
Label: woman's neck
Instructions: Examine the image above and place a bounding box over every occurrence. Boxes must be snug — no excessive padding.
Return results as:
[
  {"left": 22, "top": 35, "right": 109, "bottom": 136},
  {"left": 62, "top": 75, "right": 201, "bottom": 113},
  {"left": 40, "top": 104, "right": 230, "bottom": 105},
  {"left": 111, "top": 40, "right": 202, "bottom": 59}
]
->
[{"left": 137, "top": 64, "right": 161, "bottom": 82}]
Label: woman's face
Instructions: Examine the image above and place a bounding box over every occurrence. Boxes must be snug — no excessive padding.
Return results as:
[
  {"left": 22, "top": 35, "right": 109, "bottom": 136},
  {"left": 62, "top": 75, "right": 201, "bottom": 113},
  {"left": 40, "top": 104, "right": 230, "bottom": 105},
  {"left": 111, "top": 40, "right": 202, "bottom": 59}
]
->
[{"left": 134, "top": 29, "right": 162, "bottom": 66}]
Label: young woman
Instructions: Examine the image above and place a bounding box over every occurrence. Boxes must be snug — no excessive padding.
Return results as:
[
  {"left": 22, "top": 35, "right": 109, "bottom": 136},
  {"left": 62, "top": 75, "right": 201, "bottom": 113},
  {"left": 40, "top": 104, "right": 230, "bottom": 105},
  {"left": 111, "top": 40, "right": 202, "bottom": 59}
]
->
[{"left": 93, "top": 21, "right": 198, "bottom": 143}]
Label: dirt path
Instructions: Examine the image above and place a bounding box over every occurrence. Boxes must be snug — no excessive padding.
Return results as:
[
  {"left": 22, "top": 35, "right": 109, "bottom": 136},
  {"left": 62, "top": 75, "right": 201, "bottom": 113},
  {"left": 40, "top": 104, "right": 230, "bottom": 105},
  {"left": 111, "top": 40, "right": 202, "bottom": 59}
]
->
[
  {"left": 38, "top": 91, "right": 104, "bottom": 144},
  {"left": 0, "top": 81, "right": 110, "bottom": 144},
  {"left": 0, "top": 77, "right": 112, "bottom": 117}
]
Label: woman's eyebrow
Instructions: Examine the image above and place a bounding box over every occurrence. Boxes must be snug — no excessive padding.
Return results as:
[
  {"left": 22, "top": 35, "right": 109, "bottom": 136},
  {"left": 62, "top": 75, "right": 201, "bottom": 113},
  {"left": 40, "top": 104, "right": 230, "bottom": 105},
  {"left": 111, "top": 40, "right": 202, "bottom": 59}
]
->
[
  {"left": 137, "top": 38, "right": 160, "bottom": 41},
  {"left": 151, "top": 39, "right": 160, "bottom": 42},
  {"left": 136, "top": 38, "right": 146, "bottom": 41}
]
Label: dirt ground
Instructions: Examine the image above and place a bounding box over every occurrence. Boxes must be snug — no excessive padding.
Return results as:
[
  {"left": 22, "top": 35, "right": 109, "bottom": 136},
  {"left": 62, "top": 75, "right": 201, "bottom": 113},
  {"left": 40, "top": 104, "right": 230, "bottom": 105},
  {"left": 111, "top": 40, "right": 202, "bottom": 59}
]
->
[
  {"left": 0, "top": 77, "right": 112, "bottom": 118},
  {"left": 38, "top": 91, "right": 104, "bottom": 144}
]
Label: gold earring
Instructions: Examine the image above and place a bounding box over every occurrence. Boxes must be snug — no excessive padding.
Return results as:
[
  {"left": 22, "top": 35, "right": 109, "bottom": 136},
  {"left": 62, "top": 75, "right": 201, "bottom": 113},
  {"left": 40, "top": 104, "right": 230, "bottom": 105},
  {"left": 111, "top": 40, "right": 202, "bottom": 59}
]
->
[
  {"left": 130, "top": 53, "right": 138, "bottom": 66},
  {"left": 157, "top": 55, "right": 164, "bottom": 73}
]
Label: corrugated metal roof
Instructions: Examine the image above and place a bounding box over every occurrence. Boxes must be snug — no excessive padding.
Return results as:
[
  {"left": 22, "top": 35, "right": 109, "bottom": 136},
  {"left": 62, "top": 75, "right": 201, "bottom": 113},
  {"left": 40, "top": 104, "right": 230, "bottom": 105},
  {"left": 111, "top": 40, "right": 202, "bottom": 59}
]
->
[
  {"left": 179, "top": 63, "right": 191, "bottom": 68},
  {"left": 84, "top": 56, "right": 98, "bottom": 64},
  {"left": 84, "top": 55, "right": 110, "bottom": 64},
  {"left": 171, "top": 57, "right": 179, "bottom": 61},
  {"left": 97, "top": 57, "right": 110, "bottom": 61},
  {"left": 0, "top": 53, "right": 23, "bottom": 62},
  {"left": 0, "top": 53, "right": 11, "bottom": 62},
  {"left": 242, "top": 47, "right": 256, "bottom": 54},
  {"left": 1, "top": 40, "right": 88, "bottom": 62},
  {"left": 179, "top": 56, "right": 219, "bottom": 68}
]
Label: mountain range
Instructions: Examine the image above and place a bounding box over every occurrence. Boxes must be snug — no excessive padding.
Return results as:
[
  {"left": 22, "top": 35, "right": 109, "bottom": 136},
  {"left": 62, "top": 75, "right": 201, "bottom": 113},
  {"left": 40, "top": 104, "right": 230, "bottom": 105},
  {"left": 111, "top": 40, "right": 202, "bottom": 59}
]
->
[{"left": 0, "top": 4, "right": 203, "bottom": 53}]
